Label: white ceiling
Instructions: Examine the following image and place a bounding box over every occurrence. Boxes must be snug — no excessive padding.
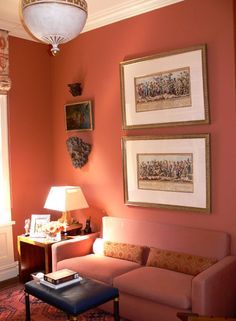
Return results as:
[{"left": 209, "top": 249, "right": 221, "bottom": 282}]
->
[{"left": 0, "top": 0, "right": 184, "bottom": 42}]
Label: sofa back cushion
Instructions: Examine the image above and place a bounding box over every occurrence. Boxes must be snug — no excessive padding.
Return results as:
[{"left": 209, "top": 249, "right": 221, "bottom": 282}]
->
[
  {"left": 102, "top": 217, "right": 230, "bottom": 260},
  {"left": 146, "top": 247, "right": 218, "bottom": 276},
  {"left": 104, "top": 241, "right": 145, "bottom": 264},
  {"left": 92, "top": 238, "right": 145, "bottom": 264}
]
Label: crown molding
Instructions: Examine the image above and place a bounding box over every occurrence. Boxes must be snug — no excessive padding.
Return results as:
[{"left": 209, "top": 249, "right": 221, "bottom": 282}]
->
[
  {"left": 1, "top": 18, "right": 33, "bottom": 41},
  {"left": 83, "top": 0, "right": 184, "bottom": 32},
  {"left": 6, "top": 0, "right": 184, "bottom": 41}
]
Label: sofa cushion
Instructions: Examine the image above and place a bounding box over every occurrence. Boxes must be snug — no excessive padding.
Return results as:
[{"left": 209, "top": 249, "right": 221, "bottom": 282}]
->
[
  {"left": 146, "top": 247, "right": 217, "bottom": 276},
  {"left": 103, "top": 217, "right": 230, "bottom": 260},
  {"left": 93, "top": 238, "right": 105, "bottom": 256},
  {"left": 104, "top": 241, "right": 145, "bottom": 264},
  {"left": 57, "top": 254, "right": 141, "bottom": 285},
  {"left": 113, "top": 266, "right": 193, "bottom": 310}
]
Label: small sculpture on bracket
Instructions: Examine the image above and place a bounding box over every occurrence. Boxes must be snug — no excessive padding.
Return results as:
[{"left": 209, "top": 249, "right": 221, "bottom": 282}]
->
[
  {"left": 68, "top": 82, "right": 82, "bottom": 97},
  {"left": 66, "top": 136, "right": 92, "bottom": 168}
]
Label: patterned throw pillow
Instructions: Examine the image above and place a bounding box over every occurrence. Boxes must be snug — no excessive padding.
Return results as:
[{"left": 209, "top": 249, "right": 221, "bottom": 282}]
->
[
  {"left": 146, "top": 247, "right": 218, "bottom": 276},
  {"left": 104, "top": 241, "right": 144, "bottom": 264}
]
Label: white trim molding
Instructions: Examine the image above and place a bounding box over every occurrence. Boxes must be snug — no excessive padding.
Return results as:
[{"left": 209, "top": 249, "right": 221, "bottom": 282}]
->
[
  {"left": 3, "top": 0, "right": 184, "bottom": 41},
  {"left": 0, "top": 19, "right": 33, "bottom": 41},
  {"left": 0, "top": 261, "right": 18, "bottom": 282},
  {"left": 84, "top": 0, "right": 184, "bottom": 32},
  {"left": 0, "top": 224, "right": 18, "bottom": 281},
  {"left": 0, "top": 221, "right": 15, "bottom": 227}
]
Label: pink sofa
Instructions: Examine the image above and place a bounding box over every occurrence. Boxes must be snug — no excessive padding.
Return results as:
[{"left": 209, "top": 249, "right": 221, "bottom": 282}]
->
[{"left": 52, "top": 217, "right": 236, "bottom": 321}]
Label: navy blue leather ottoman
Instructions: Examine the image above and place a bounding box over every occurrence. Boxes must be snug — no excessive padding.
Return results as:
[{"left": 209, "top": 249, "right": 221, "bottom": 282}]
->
[{"left": 24, "top": 277, "right": 120, "bottom": 321}]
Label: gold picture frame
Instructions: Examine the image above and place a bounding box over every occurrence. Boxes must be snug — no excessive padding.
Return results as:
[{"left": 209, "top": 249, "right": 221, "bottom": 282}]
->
[
  {"left": 122, "top": 134, "right": 211, "bottom": 212},
  {"left": 65, "top": 101, "right": 93, "bottom": 132},
  {"left": 120, "top": 45, "right": 209, "bottom": 129}
]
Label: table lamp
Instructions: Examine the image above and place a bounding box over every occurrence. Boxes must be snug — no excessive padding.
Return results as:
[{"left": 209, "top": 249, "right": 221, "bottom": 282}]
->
[{"left": 44, "top": 186, "right": 88, "bottom": 225}]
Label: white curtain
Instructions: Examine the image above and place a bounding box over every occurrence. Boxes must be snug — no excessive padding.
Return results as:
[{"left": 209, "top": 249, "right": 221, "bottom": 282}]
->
[
  {"left": 0, "top": 31, "right": 17, "bottom": 282},
  {"left": 0, "top": 94, "right": 11, "bottom": 223},
  {"left": 0, "top": 30, "right": 12, "bottom": 224}
]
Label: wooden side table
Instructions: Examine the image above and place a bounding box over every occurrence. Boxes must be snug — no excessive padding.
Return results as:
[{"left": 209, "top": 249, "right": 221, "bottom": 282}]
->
[
  {"left": 17, "top": 223, "right": 82, "bottom": 282},
  {"left": 62, "top": 222, "right": 83, "bottom": 236}
]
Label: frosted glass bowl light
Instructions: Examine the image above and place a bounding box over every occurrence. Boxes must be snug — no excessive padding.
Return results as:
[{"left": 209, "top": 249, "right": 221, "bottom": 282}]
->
[{"left": 21, "top": 0, "right": 88, "bottom": 55}]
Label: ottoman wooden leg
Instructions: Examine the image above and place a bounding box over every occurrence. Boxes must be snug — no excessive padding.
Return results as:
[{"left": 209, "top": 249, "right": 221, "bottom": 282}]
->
[
  {"left": 25, "top": 291, "right": 31, "bottom": 321},
  {"left": 113, "top": 297, "right": 120, "bottom": 321},
  {"left": 68, "top": 316, "right": 78, "bottom": 321}
]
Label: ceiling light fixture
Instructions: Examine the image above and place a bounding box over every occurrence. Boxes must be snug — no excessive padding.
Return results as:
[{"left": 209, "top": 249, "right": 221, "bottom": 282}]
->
[{"left": 21, "top": 0, "right": 88, "bottom": 56}]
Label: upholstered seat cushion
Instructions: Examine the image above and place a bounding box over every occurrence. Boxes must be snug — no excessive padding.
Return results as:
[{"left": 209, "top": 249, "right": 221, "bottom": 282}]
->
[
  {"left": 113, "top": 266, "right": 193, "bottom": 309},
  {"left": 57, "top": 254, "right": 141, "bottom": 285}
]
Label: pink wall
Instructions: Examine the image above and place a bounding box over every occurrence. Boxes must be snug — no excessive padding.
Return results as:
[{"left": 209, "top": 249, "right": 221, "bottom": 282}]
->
[
  {"left": 8, "top": 37, "right": 53, "bottom": 256},
  {"left": 8, "top": 0, "right": 236, "bottom": 256},
  {"left": 50, "top": 0, "right": 236, "bottom": 251}
]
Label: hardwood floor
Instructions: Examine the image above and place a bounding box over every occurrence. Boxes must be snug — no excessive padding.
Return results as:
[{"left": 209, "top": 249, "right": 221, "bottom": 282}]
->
[{"left": 0, "top": 276, "right": 21, "bottom": 289}]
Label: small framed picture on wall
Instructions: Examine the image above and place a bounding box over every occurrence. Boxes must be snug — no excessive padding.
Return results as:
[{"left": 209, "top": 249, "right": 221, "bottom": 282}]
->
[{"left": 65, "top": 101, "right": 93, "bottom": 132}]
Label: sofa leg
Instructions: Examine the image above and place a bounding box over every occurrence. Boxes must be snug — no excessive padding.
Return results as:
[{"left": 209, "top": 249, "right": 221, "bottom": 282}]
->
[{"left": 113, "top": 297, "right": 120, "bottom": 321}]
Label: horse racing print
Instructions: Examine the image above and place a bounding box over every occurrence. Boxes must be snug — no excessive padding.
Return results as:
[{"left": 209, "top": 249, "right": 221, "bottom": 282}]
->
[
  {"left": 120, "top": 45, "right": 209, "bottom": 129},
  {"left": 135, "top": 67, "right": 191, "bottom": 112},
  {"left": 122, "top": 134, "right": 210, "bottom": 212},
  {"left": 137, "top": 153, "right": 193, "bottom": 193}
]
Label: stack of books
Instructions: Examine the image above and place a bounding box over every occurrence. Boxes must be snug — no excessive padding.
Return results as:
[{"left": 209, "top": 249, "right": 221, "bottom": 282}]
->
[{"left": 40, "top": 269, "right": 81, "bottom": 289}]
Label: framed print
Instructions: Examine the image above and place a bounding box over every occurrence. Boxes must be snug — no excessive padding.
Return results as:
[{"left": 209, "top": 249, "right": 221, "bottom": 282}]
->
[
  {"left": 120, "top": 45, "right": 209, "bottom": 129},
  {"left": 29, "top": 214, "right": 50, "bottom": 237},
  {"left": 65, "top": 101, "right": 93, "bottom": 132},
  {"left": 122, "top": 134, "right": 211, "bottom": 212}
]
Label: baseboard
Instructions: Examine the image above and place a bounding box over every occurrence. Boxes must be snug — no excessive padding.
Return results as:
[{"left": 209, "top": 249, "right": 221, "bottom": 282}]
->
[{"left": 0, "top": 261, "right": 18, "bottom": 282}]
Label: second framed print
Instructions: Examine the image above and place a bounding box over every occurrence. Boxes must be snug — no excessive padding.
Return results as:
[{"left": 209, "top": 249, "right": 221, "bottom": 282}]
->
[
  {"left": 120, "top": 45, "right": 209, "bottom": 129},
  {"left": 122, "top": 134, "right": 211, "bottom": 212}
]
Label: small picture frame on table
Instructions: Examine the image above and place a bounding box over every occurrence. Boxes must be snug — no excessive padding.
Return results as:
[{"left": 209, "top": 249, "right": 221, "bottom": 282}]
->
[{"left": 29, "top": 214, "right": 50, "bottom": 238}]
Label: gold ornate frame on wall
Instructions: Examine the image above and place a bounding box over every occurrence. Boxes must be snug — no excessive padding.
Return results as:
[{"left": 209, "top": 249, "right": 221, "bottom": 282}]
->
[
  {"left": 122, "top": 134, "right": 211, "bottom": 212},
  {"left": 120, "top": 45, "right": 209, "bottom": 129},
  {"left": 65, "top": 100, "right": 93, "bottom": 132}
]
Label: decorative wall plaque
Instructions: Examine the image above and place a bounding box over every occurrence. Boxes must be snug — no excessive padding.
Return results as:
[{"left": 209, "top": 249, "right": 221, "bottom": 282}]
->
[{"left": 66, "top": 136, "right": 92, "bottom": 168}]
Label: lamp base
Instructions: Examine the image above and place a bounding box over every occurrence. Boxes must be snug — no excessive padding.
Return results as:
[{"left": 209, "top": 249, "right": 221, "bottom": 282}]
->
[{"left": 58, "top": 211, "right": 73, "bottom": 226}]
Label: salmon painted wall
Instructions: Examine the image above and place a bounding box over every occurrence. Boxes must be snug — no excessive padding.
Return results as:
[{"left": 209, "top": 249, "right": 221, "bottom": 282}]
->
[
  {"left": 7, "top": 0, "right": 236, "bottom": 259},
  {"left": 8, "top": 37, "right": 53, "bottom": 256},
  {"left": 48, "top": 0, "right": 236, "bottom": 252}
]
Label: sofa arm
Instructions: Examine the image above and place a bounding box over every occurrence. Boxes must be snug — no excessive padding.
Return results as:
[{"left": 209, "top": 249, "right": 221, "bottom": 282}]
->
[
  {"left": 192, "top": 255, "right": 236, "bottom": 316},
  {"left": 51, "top": 232, "right": 99, "bottom": 272}
]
